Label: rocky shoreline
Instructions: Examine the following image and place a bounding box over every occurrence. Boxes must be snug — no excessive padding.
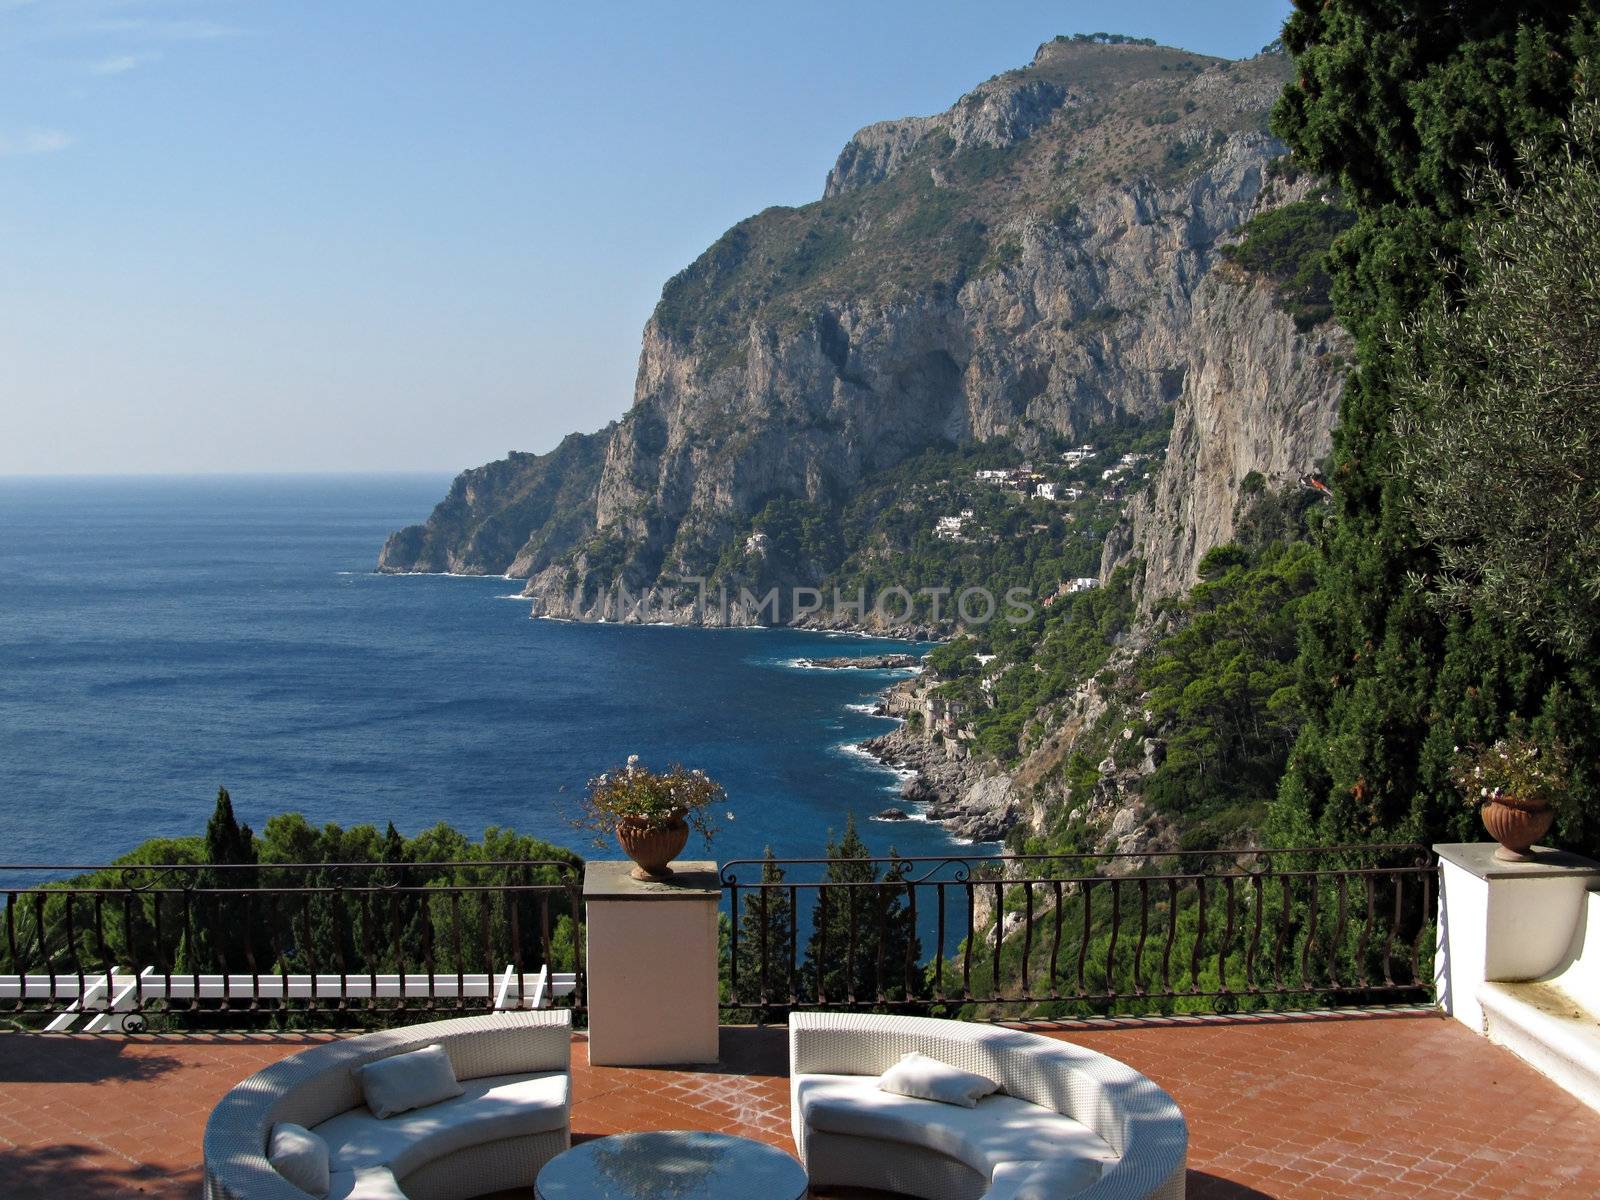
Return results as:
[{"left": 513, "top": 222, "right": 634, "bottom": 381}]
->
[
  {"left": 799, "top": 653, "right": 920, "bottom": 670},
  {"left": 859, "top": 724, "right": 1018, "bottom": 843}
]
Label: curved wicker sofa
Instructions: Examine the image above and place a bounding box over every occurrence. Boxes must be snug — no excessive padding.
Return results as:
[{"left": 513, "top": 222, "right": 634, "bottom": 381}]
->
[
  {"left": 203, "top": 1011, "right": 572, "bottom": 1200},
  {"left": 790, "top": 1013, "right": 1186, "bottom": 1200}
]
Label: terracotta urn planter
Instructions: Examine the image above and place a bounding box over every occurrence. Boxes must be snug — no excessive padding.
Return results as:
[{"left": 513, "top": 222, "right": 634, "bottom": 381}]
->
[
  {"left": 1481, "top": 796, "right": 1555, "bottom": 862},
  {"left": 615, "top": 815, "right": 689, "bottom": 880}
]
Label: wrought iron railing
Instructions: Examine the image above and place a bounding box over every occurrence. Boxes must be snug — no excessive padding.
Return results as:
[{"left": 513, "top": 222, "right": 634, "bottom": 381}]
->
[
  {"left": 0, "top": 860, "right": 584, "bottom": 1031},
  {"left": 720, "top": 846, "right": 1437, "bottom": 1022}
]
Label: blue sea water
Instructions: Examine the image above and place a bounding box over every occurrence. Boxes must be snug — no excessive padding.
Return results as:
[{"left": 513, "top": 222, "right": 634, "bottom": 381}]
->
[{"left": 0, "top": 475, "right": 981, "bottom": 877}]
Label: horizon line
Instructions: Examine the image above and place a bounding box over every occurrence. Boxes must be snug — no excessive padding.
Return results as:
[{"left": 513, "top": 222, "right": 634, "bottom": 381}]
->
[{"left": 0, "top": 469, "right": 460, "bottom": 481}]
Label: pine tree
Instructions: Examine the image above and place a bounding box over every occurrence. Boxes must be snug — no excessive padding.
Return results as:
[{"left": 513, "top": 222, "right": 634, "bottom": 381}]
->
[
  {"left": 734, "top": 848, "right": 794, "bottom": 1011},
  {"left": 803, "top": 816, "right": 920, "bottom": 1005},
  {"left": 1267, "top": 2, "right": 1600, "bottom": 856}
]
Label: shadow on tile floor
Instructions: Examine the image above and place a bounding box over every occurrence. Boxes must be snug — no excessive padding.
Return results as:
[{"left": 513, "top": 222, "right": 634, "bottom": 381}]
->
[{"left": 0, "top": 1144, "right": 198, "bottom": 1200}]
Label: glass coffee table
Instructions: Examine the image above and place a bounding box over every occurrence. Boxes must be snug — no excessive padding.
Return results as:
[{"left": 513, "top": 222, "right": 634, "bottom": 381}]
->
[{"left": 534, "top": 1130, "right": 808, "bottom": 1200}]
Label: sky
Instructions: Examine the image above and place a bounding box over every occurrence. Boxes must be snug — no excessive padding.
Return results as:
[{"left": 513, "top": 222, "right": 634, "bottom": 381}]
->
[{"left": 0, "top": 0, "right": 1293, "bottom": 476}]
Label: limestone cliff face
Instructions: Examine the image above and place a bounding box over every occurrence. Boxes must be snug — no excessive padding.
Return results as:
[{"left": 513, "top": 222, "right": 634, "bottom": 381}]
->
[
  {"left": 824, "top": 73, "right": 1077, "bottom": 198},
  {"left": 383, "top": 40, "right": 1343, "bottom": 631},
  {"left": 1099, "top": 261, "right": 1348, "bottom": 607},
  {"left": 525, "top": 131, "right": 1339, "bottom": 621}
]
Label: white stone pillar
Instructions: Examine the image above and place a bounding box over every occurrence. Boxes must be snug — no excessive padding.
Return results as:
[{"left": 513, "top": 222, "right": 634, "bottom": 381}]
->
[
  {"left": 1434, "top": 842, "right": 1600, "bottom": 1031},
  {"left": 583, "top": 860, "right": 721, "bottom": 1066}
]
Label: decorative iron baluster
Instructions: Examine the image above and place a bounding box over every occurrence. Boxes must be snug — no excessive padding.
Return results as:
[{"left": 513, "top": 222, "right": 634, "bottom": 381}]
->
[
  {"left": 361, "top": 894, "right": 380, "bottom": 1020},
  {"left": 64, "top": 893, "right": 84, "bottom": 1017},
  {"left": 1161, "top": 878, "right": 1178, "bottom": 994},
  {"left": 903, "top": 879, "right": 917, "bottom": 1002},
  {"left": 962, "top": 881, "right": 974, "bottom": 1001},
  {"left": 448, "top": 890, "right": 464, "bottom": 1014},
  {"left": 1273, "top": 875, "right": 1291, "bottom": 991},
  {"left": 1104, "top": 880, "right": 1120, "bottom": 1000},
  {"left": 1329, "top": 873, "right": 1348, "bottom": 990},
  {"left": 1049, "top": 881, "right": 1064, "bottom": 1001},
  {"left": 1356, "top": 874, "right": 1375, "bottom": 993},
  {"left": 1132, "top": 878, "right": 1149, "bottom": 997},
  {"left": 1076, "top": 880, "right": 1093, "bottom": 997},
  {"left": 478, "top": 891, "right": 493, "bottom": 1013},
  {"left": 1020, "top": 882, "right": 1034, "bottom": 999},
  {"left": 300, "top": 895, "right": 318, "bottom": 1020},
  {"left": 241, "top": 893, "right": 260, "bottom": 1015},
  {"left": 758, "top": 886, "right": 771, "bottom": 1014},
  {"left": 990, "top": 880, "right": 1003, "bottom": 1002},
  {"left": 816, "top": 889, "right": 829, "bottom": 1006},
  {"left": 1244, "top": 873, "right": 1264, "bottom": 994},
  {"left": 845, "top": 888, "right": 858, "bottom": 1007},
  {"left": 727, "top": 883, "right": 740, "bottom": 999},
  {"left": 874, "top": 883, "right": 888, "bottom": 1005},
  {"left": 1301, "top": 875, "right": 1320, "bottom": 995},
  {"left": 421, "top": 897, "right": 438, "bottom": 1013},
  {"left": 1218, "top": 875, "right": 1236, "bottom": 997},
  {"left": 787, "top": 884, "right": 799, "bottom": 1006},
  {"left": 269, "top": 895, "right": 288, "bottom": 1022}
]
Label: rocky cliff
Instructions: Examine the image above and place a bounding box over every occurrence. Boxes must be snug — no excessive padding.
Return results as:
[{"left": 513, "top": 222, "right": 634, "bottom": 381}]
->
[
  {"left": 1098, "top": 251, "right": 1346, "bottom": 608},
  {"left": 379, "top": 428, "right": 611, "bottom": 577},
  {"left": 383, "top": 38, "right": 1343, "bottom": 637}
]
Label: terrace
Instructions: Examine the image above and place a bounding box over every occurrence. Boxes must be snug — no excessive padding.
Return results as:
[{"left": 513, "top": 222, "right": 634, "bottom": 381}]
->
[{"left": 2, "top": 844, "right": 1598, "bottom": 1199}]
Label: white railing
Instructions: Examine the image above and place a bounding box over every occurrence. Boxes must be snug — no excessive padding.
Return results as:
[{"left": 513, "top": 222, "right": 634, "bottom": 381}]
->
[{"left": 1, "top": 964, "right": 579, "bottom": 1032}]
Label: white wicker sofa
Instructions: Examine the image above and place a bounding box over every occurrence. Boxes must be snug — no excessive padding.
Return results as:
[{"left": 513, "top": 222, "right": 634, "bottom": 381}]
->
[
  {"left": 790, "top": 1013, "right": 1186, "bottom": 1200},
  {"left": 203, "top": 1011, "right": 572, "bottom": 1200}
]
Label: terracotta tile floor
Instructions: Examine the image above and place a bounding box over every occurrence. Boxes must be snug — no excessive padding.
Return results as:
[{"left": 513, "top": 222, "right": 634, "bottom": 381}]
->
[{"left": 1, "top": 1012, "right": 1597, "bottom": 1199}]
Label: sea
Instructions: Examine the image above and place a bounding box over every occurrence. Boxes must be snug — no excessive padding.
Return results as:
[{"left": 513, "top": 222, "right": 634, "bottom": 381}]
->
[{"left": 0, "top": 475, "right": 984, "bottom": 882}]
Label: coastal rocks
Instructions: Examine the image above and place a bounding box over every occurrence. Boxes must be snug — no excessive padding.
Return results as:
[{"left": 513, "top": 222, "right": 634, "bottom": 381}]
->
[
  {"left": 874, "top": 807, "right": 910, "bottom": 822},
  {"left": 800, "top": 653, "right": 920, "bottom": 670},
  {"left": 929, "top": 776, "right": 1019, "bottom": 842},
  {"left": 861, "top": 725, "right": 1014, "bottom": 842}
]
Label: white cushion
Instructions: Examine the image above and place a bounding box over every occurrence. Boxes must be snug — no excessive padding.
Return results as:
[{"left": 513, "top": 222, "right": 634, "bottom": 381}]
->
[
  {"left": 269, "top": 1122, "right": 330, "bottom": 1197},
  {"left": 987, "top": 1158, "right": 1105, "bottom": 1200},
  {"left": 327, "top": 1166, "right": 408, "bottom": 1200},
  {"left": 797, "top": 1073, "right": 1113, "bottom": 1182},
  {"left": 352, "top": 1044, "right": 463, "bottom": 1119},
  {"left": 315, "top": 1071, "right": 569, "bottom": 1179},
  {"left": 879, "top": 1051, "right": 998, "bottom": 1108}
]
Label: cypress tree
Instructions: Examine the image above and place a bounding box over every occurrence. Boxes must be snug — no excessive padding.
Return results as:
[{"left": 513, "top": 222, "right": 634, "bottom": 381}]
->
[
  {"left": 734, "top": 848, "right": 795, "bottom": 1012},
  {"left": 1267, "top": 2, "right": 1600, "bottom": 855},
  {"left": 189, "top": 786, "right": 258, "bottom": 972},
  {"left": 804, "top": 816, "right": 919, "bottom": 1004},
  {"left": 204, "top": 786, "right": 256, "bottom": 871}
]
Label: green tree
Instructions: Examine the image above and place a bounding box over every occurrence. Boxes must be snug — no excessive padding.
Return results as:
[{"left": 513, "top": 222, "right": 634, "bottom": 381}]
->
[
  {"left": 803, "top": 816, "right": 920, "bottom": 1005},
  {"left": 1393, "top": 100, "right": 1600, "bottom": 656},
  {"left": 183, "top": 787, "right": 259, "bottom": 972},
  {"left": 1268, "top": 1, "right": 1600, "bottom": 856},
  {"left": 203, "top": 787, "right": 256, "bottom": 871},
  {"left": 732, "top": 848, "right": 795, "bottom": 1014}
]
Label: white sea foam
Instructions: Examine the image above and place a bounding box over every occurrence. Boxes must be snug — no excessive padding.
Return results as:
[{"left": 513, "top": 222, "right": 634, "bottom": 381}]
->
[
  {"left": 374, "top": 570, "right": 511, "bottom": 580},
  {"left": 836, "top": 741, "right": 916, "bottom": 780},
  {"left": 845, "top": 702, "right": 886, "bottom": 715}
]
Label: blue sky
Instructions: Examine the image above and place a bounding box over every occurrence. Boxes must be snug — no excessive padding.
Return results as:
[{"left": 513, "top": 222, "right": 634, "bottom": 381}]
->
[{"left": 0, "top": 1, "right": 1292, "bottom": 476}]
